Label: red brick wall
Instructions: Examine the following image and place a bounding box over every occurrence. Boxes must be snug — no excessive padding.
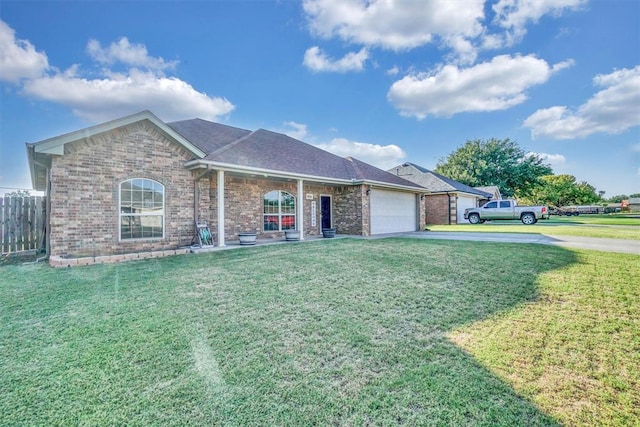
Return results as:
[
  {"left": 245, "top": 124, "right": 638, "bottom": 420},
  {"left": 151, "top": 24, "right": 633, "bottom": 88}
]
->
[
  {"left": 48, "top": 121, "right": 196, "bottom": 257},
  {"left": 333, "top": 185, "right": 368, "bottom": 235},
  {"left": 207, "top": 175, "right": 356, "bottom": 239},
  {"left": 425, "top": 194, "right": 452, "bottom": 225}
]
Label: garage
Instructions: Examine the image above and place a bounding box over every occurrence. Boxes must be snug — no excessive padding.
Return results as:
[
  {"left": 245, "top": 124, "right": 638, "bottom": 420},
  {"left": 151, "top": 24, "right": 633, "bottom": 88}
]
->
[
  {"left": 456, "top": 195, "right": 477, "bottom": 224},
  {"left": 370, "top": 189, "right": 417, "bottom": 234}
]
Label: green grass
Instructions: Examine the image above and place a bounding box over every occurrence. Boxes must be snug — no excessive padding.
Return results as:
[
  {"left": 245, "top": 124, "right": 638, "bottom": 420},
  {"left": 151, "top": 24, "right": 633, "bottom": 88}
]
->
[
  {"left": 552, "top": 214, "right": 640, "bottom": 226},
  {"left": 449, "top": 248, "right": 640, "bottom": 426},
  {"left": 427, "top": 215, "right": 640, "bottom": 240},
  {"left": 1, "top": 239, "right": 638, "bottom": 426}
]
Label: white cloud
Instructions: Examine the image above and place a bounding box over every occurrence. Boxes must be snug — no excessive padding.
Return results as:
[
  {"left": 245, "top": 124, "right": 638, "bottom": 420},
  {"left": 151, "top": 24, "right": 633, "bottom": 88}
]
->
[
  {"left": 23, "top": 68, "right": 234, "bottom": 122},
  {"left": 303, "top": 46, "right": 369, "bottom": 72},
  {"left": 523, "top": 66, "right": 640, "bottom": 139},
  {"left": 387, "top": 54, "right": 572, "bottom": 119},
  {"left": 302, "top": 0, "right": 588, "bottom": 65},
  {"left": 386, "top": 65, "right": 400, "bottom": 76},
  {"left": 0, "top": 20, "right": 48, "bottom": 82},
  {"left": 280, "top": 121, "right": 310, "bottom": 141},
  {"left": 492, "top": 0, "right": 587, "bottom": 46},
  {"left": 303, "top": 0, "right": 484, "bottom": 53},
  {"left": 87, "top": 37, "right": 178, "bottom": 71},
  {"left": 315, "top": 137, "right": 406, "bottom": 170},
  {"left": 0, "top": 23, "right": 235, "bottom": 122},
  {"left": 528, "top": 151, "right": 566, "bottom": 167},
  {"left": 631, "top": 142, "right": 640, "bottom": 153}
]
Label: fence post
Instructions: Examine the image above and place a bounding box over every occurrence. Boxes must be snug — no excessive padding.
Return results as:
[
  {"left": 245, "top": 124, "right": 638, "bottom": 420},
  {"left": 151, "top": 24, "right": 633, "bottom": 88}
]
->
[{"left": 1, "top": 198, "right": 7, "bottom": 253}]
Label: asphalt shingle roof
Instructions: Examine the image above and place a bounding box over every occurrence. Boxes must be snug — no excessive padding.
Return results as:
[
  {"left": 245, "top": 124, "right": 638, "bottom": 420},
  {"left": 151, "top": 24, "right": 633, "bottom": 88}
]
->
[
  {"left": 168, "top": 118, "right": 422, "bottom": 189},
  {"left": 390, "top": 162, "right": 491, "bottom": 197},
  {"left": 168, "top": 119, "right": 251, "bottom": 154}
]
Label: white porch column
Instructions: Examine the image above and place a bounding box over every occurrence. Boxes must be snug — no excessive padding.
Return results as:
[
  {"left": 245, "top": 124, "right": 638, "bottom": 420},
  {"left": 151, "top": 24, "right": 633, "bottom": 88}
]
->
[
  {"left": 297, "top": 179, "right": 304, "bottom": 240},
  {"left": 217, "top": 170, "right": 225, "bottom": 247}
]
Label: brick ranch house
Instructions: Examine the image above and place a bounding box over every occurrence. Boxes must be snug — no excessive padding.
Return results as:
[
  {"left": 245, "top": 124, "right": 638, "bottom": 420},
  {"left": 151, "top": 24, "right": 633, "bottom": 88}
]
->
[{"left": 27, "top": 111, "right": 426, "bottom": 263}]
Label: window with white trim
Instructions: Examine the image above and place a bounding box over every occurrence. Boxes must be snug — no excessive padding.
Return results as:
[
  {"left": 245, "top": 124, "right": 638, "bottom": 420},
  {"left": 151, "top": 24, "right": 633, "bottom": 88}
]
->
[
  {"left": 263, "top": 190, "right": 296, "bottom": 231},
  {"left": 120, "top": 178, "right": 164, "bottom": 240}
]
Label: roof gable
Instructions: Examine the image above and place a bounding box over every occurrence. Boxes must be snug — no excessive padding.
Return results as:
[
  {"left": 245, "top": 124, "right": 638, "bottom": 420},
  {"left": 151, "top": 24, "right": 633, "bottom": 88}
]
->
[
  {"left": 30, "top": 111, "right": 205, "bottom": 158},
  {"left": 474, "top": 185, "right": 501, "bottom": 199},
  {"left": 27, "top": 110, "right": 206, "bottom": 190}
]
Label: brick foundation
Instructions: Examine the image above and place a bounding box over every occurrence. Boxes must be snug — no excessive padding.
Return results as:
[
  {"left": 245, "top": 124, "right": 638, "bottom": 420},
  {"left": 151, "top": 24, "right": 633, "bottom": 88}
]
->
[{"left": 49, "top": 248, "right": 190, "bottom": 268}]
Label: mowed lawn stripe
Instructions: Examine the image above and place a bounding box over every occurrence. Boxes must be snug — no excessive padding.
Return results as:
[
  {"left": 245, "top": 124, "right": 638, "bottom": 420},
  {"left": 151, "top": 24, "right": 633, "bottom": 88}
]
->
[{"left": 1, "top": 238, "right": 636, "bottom": 426}]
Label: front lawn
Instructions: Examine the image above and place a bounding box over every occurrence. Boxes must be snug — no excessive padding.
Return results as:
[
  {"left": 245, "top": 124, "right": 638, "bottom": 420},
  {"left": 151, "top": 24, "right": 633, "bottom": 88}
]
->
[{"left": 1, "top": 239, "right": 638, "bottom": 426}]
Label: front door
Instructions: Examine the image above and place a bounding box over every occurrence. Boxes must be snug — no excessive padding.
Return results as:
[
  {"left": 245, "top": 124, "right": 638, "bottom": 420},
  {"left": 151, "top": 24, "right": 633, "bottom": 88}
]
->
[{"left": 320, "top": 196, "right": 332, "bottom": 230}]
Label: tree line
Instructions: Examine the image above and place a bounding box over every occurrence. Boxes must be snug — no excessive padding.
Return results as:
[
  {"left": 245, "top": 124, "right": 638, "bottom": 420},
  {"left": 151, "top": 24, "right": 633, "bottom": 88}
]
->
[{"left": 434, "top": 138, "right": 639, "bottom": 208}]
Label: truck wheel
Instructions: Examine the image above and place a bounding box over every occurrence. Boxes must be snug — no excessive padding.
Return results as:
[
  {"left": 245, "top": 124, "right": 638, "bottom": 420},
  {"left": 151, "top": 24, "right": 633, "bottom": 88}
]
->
[
  {"left": 468, "top": 213, "right": 481, "bottom": 224},
  {"left": 521, "top": 213, "right": 536, "bottom": 225}
]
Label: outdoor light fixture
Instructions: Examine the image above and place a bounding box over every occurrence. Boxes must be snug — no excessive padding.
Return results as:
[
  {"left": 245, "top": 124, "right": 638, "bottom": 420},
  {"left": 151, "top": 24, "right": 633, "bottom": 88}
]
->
[{"left": 366, "top": 188, "right": 371, "bottom": 195}]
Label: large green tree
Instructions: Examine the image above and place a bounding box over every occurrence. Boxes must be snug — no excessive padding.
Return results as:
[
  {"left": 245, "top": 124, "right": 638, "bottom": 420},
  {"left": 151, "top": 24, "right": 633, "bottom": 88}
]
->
[
  {"left": 434, "top": 138, "right": 553, "bottom": 197},
  {"left": 521, "top": 174, "right": 601, "bottom": 207}
]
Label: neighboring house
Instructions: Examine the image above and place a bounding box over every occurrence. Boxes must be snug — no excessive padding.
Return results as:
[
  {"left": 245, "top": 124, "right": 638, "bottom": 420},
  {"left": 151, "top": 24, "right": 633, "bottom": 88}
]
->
[
  {"left": 388, "top": 163, "right": 493, "bottom": 225},
  {"left": 474, "top": 185, "right": 502, "bottom": 205},
  {"left": 27, "top": 111, "right": 426, "bottom": 261},
  {"left": 629, "top": 198, "right": 640, "bottom": 213}
]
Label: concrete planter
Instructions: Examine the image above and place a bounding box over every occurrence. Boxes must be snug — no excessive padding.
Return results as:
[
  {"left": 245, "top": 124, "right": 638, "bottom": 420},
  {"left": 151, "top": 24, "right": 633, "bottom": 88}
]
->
[
  {"left": 322, "top": 228, "right": 336, "bottom": 238},
  {"left": 285, "top": 230, "right": 301, "bottom": 241},
  {"left": 238, "top": 232, "right": 257, "bottom": 245}
]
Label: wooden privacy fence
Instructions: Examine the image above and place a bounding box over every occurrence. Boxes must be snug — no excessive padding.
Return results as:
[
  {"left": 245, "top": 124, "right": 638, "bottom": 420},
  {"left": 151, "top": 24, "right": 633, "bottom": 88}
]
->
[{"left": 0, "top": 196, "right": 46, "bottom": 253}]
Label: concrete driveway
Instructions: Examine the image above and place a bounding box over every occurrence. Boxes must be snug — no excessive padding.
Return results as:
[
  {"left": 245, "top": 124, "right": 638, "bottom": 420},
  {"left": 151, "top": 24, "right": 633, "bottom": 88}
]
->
[{"left": 397, "top": 231, "right": 640, "bottom": 255}]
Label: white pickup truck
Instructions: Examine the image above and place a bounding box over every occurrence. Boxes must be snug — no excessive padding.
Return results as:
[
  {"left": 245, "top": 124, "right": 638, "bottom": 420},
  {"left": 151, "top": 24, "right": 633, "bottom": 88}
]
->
[{"left": 464, "top": 200, "right": 549, "bottom": 225}]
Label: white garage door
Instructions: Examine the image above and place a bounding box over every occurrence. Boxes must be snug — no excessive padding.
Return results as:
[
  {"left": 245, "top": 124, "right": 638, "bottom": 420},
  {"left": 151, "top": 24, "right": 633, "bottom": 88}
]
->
[
  {"left": 370, "top": 189, "right": 417, "bottom": 234},
  {"left": 456, "top": 195, "right": 477, "bottom": 224}
]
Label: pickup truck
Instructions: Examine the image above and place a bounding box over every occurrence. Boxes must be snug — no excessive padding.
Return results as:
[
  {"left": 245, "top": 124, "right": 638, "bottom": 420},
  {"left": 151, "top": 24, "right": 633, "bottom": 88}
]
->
[{"left": 464, "top": 200, "right": 549, "bottom": 225}]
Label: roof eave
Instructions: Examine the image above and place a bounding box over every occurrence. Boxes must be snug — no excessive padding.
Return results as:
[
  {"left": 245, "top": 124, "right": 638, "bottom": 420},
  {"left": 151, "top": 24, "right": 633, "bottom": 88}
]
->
[
  {"left": 185, "top": 159, "right": 355, "bottom": 185},
  {"left": 185, "top": 160, "right": 428, "bottom": 191},
  {"left": 26, "top": 143, "right": 50, "bottom": 191},
  {"left": 359, "top": 179, "right": 428, "bottom": 193}
]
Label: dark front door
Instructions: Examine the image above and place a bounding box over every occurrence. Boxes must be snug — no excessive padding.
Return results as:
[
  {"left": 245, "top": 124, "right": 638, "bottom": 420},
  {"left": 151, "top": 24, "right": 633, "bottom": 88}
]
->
[{"left": 320, "top": 196, "right": 332, "bottom": 229}]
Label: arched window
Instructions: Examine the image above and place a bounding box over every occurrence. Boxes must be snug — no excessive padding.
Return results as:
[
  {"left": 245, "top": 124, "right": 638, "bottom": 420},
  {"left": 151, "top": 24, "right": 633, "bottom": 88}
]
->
[
  {"left": 120, "top": 178, "right": 164, "bottom": 240},
  {"left": 263, "top": 190, "right": 295, "bottom": 231}
]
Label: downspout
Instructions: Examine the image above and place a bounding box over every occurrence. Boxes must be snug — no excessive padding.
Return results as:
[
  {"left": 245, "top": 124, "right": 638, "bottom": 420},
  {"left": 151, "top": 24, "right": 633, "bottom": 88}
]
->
[
  {"left": 32, "top": 160, "right": 51, "bottom": 262},
  {"left": 36, "top": 168, "right": 51, "bottom": 262},
  {"left": 45, "top": 170, "right": 51, "bottom": 256},
  {"left": 446, "top": 192, "right": 452, "bottom": 225}
]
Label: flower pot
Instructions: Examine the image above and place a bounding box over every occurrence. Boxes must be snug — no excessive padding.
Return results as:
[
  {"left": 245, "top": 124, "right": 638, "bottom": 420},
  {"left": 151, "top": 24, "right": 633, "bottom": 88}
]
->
[
  {"left": 285, "top": 230, "right": 300, "bottom": 241},
  {"left": 238, "top": 232, "right": 257, "bottom": 245},
  {"left": 322, "top": 228, "right": 336, "bottom": 238}
]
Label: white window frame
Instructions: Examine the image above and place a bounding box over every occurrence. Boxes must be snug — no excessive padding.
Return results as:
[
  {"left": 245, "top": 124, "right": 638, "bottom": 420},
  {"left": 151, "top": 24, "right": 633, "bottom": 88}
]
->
[
  {"left": 263, "top": 190, "right": 296, "bottom": 232},
  {"left": 119, "top": 178, "right": 165, "bottom": 241}
]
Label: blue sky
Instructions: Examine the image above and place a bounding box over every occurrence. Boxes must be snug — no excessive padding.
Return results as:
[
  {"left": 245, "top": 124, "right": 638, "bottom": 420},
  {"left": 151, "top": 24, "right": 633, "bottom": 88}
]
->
[{"left": 1, "top": 0, "right": 639, "bottom": 198}]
